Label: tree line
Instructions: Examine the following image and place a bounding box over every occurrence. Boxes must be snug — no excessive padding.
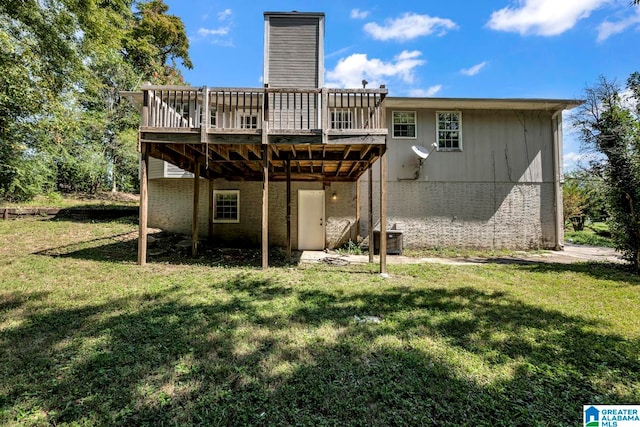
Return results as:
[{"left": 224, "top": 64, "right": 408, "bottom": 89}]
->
[
  {"left": 569, "top": 73, "right": 640, "bottom": 270},
  {"left": 0, "top": 0, "right": 191, "bottom": 201}
]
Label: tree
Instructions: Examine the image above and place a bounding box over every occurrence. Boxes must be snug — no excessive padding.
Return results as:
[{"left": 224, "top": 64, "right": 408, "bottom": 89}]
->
[
  {"left": 124, "top": 0, "right": 192, "bottom": 84},
  {"left": 563, "top": 168, "right": 608, "bottom": 231},
  {"left": 563, "top": 177, "right": 588, "bottom": 231},
  {"left": 0, "top": 0, "right": 192, "bottom": 200},
  {"left": 574, "top": 75, "right": 640, "bottom": 270}
]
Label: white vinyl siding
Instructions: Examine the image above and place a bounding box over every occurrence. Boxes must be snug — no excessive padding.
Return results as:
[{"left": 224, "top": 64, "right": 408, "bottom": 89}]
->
[{"left": 266, "top": 17, "right": 320, "bottom": 88}]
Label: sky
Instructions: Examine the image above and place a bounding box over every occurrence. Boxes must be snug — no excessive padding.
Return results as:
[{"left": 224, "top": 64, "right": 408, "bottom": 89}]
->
[{"left": 163, "top": 0, "right": 639, "bottom": 171}]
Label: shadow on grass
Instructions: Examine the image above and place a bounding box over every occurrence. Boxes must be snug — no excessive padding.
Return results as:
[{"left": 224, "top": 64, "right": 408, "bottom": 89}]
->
[
  {"left": 513, "top": 261, "right": 640, "bottom": 284},
  {"left": 1, "top": 276, "right": 638, "bottom": 426},
  {"left": 435, "top": 256, "right": 638, "bottom": 283},
  {"left": 51, "top": 208, "right": 139, "bottom": 222},
  {"left": 34, "top": 229, "right": 303, "bottom": 268}
]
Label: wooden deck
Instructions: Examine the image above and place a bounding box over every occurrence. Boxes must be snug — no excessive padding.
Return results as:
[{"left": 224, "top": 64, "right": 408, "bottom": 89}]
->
[
  {"left": 139, "top": 85, "right": 388, "bottom": 182},
  {"left": 136, "top": 84, "right": 389, "bottom": 272}
]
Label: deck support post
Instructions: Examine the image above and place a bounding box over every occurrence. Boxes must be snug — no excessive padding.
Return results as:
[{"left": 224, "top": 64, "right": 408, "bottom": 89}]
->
[
  {"left": 368, "top": 167, "right": 374, "bottom": 264},
  {"left": 286, "top": 156, "right": 292, "bottom": 261},
  {"left": 138, "top": 142, "right": 149, "bottom": 265},
  {"left": 355, "top": 179, "right": 361, "bottom": 242},
  {"left": 262, "top": 145, "right": 269, "bottom": 269},
  {"left": 379, "top": 145, "right": 387, "bottom": 274},
  {"left": 208, "top": 178, "right": 214, "bottom": 243},
  {"left": 192, "top": 159, "right": 201, "bottom": 257}
]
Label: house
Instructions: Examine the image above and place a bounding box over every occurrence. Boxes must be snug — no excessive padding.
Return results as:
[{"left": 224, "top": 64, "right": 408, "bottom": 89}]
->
[
  {"left": 132, "top": 11, "right": 580, "bottom": 270},
  {"left": 584, "top": 406, "right": 599, "bottom": 426}
]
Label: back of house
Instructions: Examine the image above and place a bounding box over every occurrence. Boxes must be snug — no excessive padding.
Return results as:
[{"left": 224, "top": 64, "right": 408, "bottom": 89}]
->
[{"left": 136, "top": 10, "right": 579, "bottom": 259}]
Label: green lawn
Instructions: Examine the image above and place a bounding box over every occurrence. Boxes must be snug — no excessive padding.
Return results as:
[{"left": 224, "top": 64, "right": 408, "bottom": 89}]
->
[
  {"left": 1, "top": 217, "right": 639, "bottom": 426},
  {"left": 565, "top": 222, "right": 615, "bottom": 248}
]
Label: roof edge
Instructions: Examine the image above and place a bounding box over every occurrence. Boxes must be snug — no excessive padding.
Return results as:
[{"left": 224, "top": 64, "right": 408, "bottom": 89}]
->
[
  {"left": 386, "top": 96, "right": 584, "bottom": 111},
  {"left": 264, "top": 11, "right": 325, "bottom": 17}
]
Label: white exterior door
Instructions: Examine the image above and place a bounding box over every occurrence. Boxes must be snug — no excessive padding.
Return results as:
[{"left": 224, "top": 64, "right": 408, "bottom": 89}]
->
[{"left": 298, "top": 190, "right": 325, "bottom": 250}]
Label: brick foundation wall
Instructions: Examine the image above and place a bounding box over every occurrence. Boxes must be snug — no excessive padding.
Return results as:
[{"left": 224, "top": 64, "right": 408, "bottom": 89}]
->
[
  {"left": 359, "top": 181, "right": 556, "bottom": 250},
  {"left": 148, "top": 179, "right": 357, "bottom": 249}
]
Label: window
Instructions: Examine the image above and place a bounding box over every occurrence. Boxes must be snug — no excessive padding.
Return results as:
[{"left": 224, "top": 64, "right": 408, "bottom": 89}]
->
[
  {"left": 330, "top": 110, "right": 353, "bottom": 129},
  {"left": 239, "top": 114, "right": 259, "bottom": 129},
  {"left": 210, "top": 107, "right": 217, "bottom": 128},
  {"left": 436, "top": 111, "right": 462, "bottom": 150},
  {"left": 179, "top": 103, "right": 190, "bottom": 121},
  {"left": 213, "top": 190, "right": 240, "bottom": 223},
  {"left": 392, "top": 111, "right": 416, "bottom": 138}
]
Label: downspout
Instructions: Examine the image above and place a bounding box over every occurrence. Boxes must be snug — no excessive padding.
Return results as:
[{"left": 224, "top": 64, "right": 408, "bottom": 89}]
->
[{"left": 552, "top": 109, "right": 563, "bottom": 250}]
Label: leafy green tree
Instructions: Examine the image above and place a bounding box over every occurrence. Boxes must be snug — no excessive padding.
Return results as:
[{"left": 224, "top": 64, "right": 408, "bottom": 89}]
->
[
  {"left": 574, "top": 75, "right": 640, "bottom": 270},
  {"left": 124, "top": 0, "right": 192, "bottom": 84},
  {"left": 1, "top": 0, "right": 191, "bottom": 200},
  {"left": 563, "top": 167, "right": 608, "bottom": 229},
  {"left": 562, "top": 176, "right": 588, "bottom": 231}
]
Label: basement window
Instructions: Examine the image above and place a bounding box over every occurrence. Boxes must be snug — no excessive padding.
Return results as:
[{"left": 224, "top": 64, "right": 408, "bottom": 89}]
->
[
  {"left": 392, "top": 111, "right": 416, "bottom": 138},
  {"left": 213, "top": 190, "right": 240, "bottom": 223},
  {"left": 436, "top": 111, "right": 462, "bottom": 151}
]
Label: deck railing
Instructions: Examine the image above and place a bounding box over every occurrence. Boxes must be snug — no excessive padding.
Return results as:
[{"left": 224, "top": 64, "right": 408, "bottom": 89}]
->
[{"left": 141, "top": 85, "right": 387, "bottom": 133}]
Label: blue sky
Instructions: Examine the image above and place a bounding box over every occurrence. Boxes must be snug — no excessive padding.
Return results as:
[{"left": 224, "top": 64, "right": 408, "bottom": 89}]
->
[{"left": 163, "top": 0, "right": 639, "bottom": 170}]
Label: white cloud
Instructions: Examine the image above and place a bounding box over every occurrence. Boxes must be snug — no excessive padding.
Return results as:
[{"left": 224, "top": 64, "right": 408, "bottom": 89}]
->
[
  {"left": 487, "top": 0, "right": 607, "bottom": 36},
  {"left": 326, "top": 46, "right": 352, "bottom": 59},
  {"left": 326, "top": 50, "right": 426, "bottom": 88},
  {"left": 460, "top": 61, "right": 487, "bottom": 76},
  {"left": 363, "top": 13, "right": 458, "bottom": 41},
  {"left": 563, "top": 151, "right": 604, "bottom": 171},
  {"left": 409, "top": 85, "right": 443, "bottom": 97},
  {"left": 194, "top": 27, "right": 233, "bottom": 46},
  {"left": 198, "top": 27, "right": 229, "bottom": 37},
  {"left": 218, "top": 8, "right": 232, "bottom": 21},
  {"left": 597, "top": 9, "right": 640, "bottom": 42},
  {"left": 620, "top": 88, "right": 639, "bottom": 113},
  {"left": 351, "top": 9, "right": 369, "bottom": 20}
]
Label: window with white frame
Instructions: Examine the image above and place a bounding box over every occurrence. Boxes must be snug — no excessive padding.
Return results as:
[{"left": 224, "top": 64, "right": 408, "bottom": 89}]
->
[
  {"left": 238, "top": 113, "right": 259, "bottom": 129},
  {"left": 330, "top": 110, "right": 353, "bottom": 129},
  {"left": 213, "top": 190, "right": 240, "bottom": 223},
  {"left": 179, "top": 103, "right": 190, "bottom": 121},
  {"left": 210, "top": 107, "right": 217, "bottom": 128},
  {"left": 392, "top": 111, "right": 416, "bottom": 138},
  {"left": 436, "top": 111, "right": 462, "bottom": 150}
]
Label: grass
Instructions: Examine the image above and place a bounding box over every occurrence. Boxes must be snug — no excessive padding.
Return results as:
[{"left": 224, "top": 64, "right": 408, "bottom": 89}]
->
[
  {"left": 565, "top": 221, "right": 615, "bottom": 248},
  {"left": 1, "top": 191, "right": 139, "bottom": 209},
  {"left": 403, "top": 246, "right": 527, "bottom": 259},
  {"left": 1, "top": 217, "right": 639, "bottom": 426}
]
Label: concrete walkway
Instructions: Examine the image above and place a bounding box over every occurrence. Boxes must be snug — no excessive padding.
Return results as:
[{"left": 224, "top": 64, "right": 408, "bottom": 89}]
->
[{"left": 300, "top": 243, "right": 624, "bottom": 266}]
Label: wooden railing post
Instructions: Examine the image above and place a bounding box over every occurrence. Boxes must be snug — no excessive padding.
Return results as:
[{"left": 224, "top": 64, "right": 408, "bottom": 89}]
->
[
  {"left": 321, "top": 87, "right": 328, "bottom": 144},
  {"left": 201, "top": 86, "right": 208, "bottom": 142},
  {"left": 142, "top": 90, "right": 149, "bottom": 127},
  {"left": 262, "top": 85, "right": 269, "bottom": 143}
]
